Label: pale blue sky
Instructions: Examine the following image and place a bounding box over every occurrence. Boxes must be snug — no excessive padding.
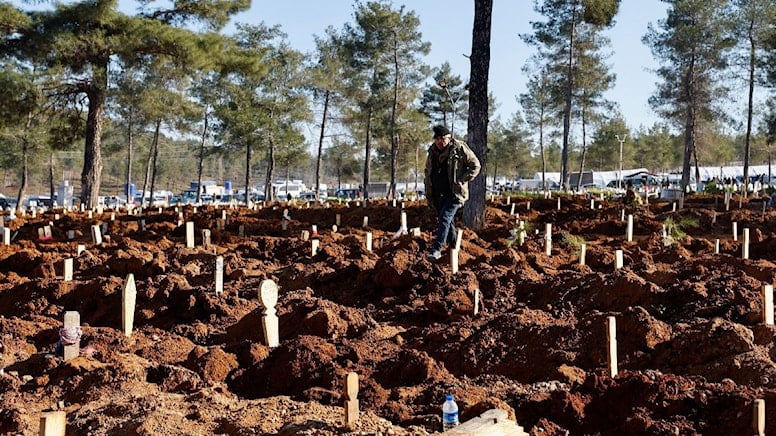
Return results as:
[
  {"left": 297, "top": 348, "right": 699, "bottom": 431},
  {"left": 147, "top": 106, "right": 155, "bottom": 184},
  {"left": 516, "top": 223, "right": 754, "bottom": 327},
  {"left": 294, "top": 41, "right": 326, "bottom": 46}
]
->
[{"left": 232, "top": 1, "right": 668, "bottom": 130}]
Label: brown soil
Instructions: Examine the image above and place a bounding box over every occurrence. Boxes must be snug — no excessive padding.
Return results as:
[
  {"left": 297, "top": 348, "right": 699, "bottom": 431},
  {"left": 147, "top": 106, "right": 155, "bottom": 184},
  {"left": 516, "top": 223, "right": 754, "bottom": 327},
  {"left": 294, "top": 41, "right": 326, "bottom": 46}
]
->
[{"left": 2, "top": 195, "right": 776, "bottom": 435}]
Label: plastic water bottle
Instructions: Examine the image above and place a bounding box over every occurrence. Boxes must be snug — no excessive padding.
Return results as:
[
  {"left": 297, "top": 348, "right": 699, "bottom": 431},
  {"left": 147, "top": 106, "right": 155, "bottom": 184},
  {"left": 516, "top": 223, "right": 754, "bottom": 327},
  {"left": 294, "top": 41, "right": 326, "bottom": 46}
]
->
[{"left": 442, "top": 394, "right": 459, "bottom": 431}]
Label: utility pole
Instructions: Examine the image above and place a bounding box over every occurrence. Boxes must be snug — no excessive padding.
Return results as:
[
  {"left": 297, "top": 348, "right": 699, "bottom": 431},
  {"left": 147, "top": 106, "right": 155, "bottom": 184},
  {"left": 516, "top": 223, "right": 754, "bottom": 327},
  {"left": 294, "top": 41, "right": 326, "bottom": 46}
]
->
[{"left": 616, "top": 134, "right": 627, "bottom": 189}]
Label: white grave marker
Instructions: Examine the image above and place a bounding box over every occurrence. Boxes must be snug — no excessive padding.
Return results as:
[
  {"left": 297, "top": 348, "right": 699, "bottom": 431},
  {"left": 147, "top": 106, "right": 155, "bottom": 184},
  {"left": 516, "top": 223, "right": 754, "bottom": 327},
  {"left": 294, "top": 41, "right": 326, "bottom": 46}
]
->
[
  {"left": 77, "top": 244, "right": 86, "bottom": 256},
  {"left": 450, "top": 249, "right": 459, "bottom": 274},
  {"left": 607, "top": 316, "right": 618, "bottom": 378},
  {"left": 122, "top": 274, "right": 137, "bottom": 337},
  {"left": 63, "top": 258, "right": 73, "bottom": 282},
  {"left": 186, "top": 222, "right": 195, "bottom": 248},
  {"left": 258, "top": 279, "right": 279, "bottom": 348},
  {"left": 763, "top": 284, "right": 773, "bottom": 325},
  {"left": 545, "top": 223, "right": 552, "bottom": 256},
  {"left": 754, "top": 399, "right": 765, "bottom": 436},
  {"left": 362, "top": 216, "right": 369, "bottom": 228},
  {"left": 62, "top": 311, "right": 81, "bottom": 361},
  {"left": 2, "top": 228, "right": 8, "bottom": 245},
  {"left": 365, "top": 232, "right": 373, "bottom": 252},
  {"left": 344, "top": 372, "right": 359, "bottom": 430},
  {"left": 743, "top": 228, "right": 750, "bottom": 260},
  {"left": 733, "top": 222, "right": 738, "bottom": 241},
  {"left": 615, "top": 249, "right": 624, "bottom": 270},
  {"left": 39, "top": 410, "right": 66, "bottom": 436},
  {"left": 626, "top": 214, "right": 633, "bottom": 242},
  {"left": 215, "top": 256, "right": 224, "bottom": 294},
  {"left": 90, "top": 224, "right": 102, "bottom": 245},
  {"left": 311, "top": 239, "right": 319, "bottom": 256},
  {"left": 473, "top": 289, "right": 481, "bottom": 316},
  {"left": 202, "top": 229, "right": 211, "bottom": 248}
]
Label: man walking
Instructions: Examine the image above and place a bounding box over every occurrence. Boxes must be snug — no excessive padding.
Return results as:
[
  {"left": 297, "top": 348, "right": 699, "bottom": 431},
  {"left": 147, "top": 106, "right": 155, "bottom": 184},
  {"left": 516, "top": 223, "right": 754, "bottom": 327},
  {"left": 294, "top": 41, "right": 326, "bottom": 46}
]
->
[{"left": 424, "top": 125, "right": 481, "bottom": 260}]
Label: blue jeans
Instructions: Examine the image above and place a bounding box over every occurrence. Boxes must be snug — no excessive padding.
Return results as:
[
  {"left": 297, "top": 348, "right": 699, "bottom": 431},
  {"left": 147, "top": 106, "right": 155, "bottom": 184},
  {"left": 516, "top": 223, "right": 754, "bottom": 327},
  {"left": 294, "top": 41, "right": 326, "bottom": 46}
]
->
[{"left": 432, "top": 195, "right": 460, "bottom": 251}]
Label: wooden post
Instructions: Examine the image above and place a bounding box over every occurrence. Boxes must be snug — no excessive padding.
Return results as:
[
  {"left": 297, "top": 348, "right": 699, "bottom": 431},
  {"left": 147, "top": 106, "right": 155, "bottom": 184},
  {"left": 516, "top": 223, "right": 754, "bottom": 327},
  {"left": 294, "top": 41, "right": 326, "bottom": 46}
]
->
[
  {"left": 62, "top": 311, "right": 80, "bottom": 361},
  {"left": 614, "top": 250, "right": 623, "bottom": 270},
  {"left": 510, "top": 203, "right": 516, "bottom": 215},
  {"left": 202, "top": 229, "right": 211, "bottom": 248},
  {"left": 579, "top": 244, "right": 586, "bottom": 266},
  {"left": 90, "top": 224, "right": 102, "bottom": 245},
  {"left": 185, "top": 222, "right": 195, "bottom": 248},
  {"left": 63, "top": 258, "right": 73, "bottom": 282},
  {"left": 77, "top": 244, "right": 85, "bottom": 256},
  {"left": 733, "top": 222, "right": 738, "bottom": 241},
  {"left": 590, "top": 199, "right": 595, "bottom": 210},
  {"left": 557, "top": 197, "right": 561, "bottom": 210},
  {"left": 122, "top": 274, "right": 137, "bottom": 337},
  {"left": 39, "top": 410, "right": 66, "bottom": 436},
  {"left": 344, "top": 372, "right": 359, "bottom": 430},
  {"left": 754, "top": 399, "right": 765, "bottom": 436},
  {"left": 743, "top": 228, "right": 750, "bottom": 260},
  {"left": 362, "top": 216, "right": 368, "bottom": 228},
  {"left": 620, "top": 209, "right": 625, "bottom": 222},
  {"left": 607, "top": 316, "right": 618, "bottom": 378},
  {"left": 400, "top": 211, "right": 407, "bottom": 232},
  {"left": 526, "top": 201, "right": 530, "bottom": 210},
  {"left": 450, "top": 249, "right": 459, "bottom": 274},
  {"left": 762, "top": 285, "right": 773, "bottom": 325},
  {"left": 544, "top": 224, "right": 552, "bottom": 256},
  {"left": 301, "top": 230, "right": 310, "bottom": 241},
  {"left": 215, "top": 256, "right": 224, "bottom": 294},
  {"left": 311, "top": 239, "right": 319, "bottom": 256},
  {"left": 258, "top": 279, "right": 279, "bottom": 347},
  {"left": 365, "top": 232, "right": 373, "bottom": 252},
  {"left": 3, "top": 227, "right": 10, "bottom": 245},
  {"left": 626, "top": 214, "right": 633, "bottom": 242},
  {"left": 715, "top": 239, "right": 720, "bottom": 255},
  {"left": 455, "top": 230, "right": 463, "bottom": 251},
  {"left": 473, "top": 289, "right": 481, "bottom": 316}
]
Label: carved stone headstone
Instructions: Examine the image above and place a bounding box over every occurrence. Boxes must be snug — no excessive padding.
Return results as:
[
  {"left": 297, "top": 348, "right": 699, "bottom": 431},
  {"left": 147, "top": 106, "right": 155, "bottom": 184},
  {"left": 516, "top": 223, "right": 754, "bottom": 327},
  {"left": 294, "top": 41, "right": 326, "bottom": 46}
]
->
[{"left": 258, "top": 280, "right": 279, "bottom": 347}]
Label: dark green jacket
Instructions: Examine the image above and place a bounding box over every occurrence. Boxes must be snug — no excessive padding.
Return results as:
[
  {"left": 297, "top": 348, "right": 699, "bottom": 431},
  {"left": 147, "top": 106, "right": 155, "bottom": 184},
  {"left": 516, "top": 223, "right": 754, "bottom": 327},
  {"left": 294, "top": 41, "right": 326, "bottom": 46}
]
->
[{"left": 424, "top": 138, "right": 481, "bottom": 205}]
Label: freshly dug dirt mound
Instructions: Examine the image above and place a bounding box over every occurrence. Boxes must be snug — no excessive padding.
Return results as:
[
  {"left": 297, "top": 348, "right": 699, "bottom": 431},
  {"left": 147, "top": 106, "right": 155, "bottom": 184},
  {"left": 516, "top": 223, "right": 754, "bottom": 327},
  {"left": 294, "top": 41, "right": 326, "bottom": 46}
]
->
[{"left": 2, "top": 194, "right": 776, "bottom": 435}]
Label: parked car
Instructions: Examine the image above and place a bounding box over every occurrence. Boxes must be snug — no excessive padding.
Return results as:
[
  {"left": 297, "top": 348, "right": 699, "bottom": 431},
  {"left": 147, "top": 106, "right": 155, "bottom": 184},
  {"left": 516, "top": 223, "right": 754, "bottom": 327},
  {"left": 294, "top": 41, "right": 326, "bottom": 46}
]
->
[{"left": 334, "top": 189, "right": 361, "bottom": 199}]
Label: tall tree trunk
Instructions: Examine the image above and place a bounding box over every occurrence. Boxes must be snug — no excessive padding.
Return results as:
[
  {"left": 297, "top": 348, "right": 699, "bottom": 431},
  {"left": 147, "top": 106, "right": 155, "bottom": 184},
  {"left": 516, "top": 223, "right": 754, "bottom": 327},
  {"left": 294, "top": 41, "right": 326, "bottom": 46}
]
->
[
  {"left": 576, "top": 103, "right": 588, "bottom": 191},
  {"left": 15, "top": 112, "right": 32, "bottom": 212},
  {"left": 244, "top": 139, "right": 252, "bottom": 206},
  {"left": 743, "top": 17, "right": 756, "bottom": 197},
  {"left": 196, "top": 110, "right": 208, "bottom": 204},
  {"left": 363, "top": 108, "right": 373, "bottom": 200},
  {"left": 540, "top": 115, "right": 546, "bottom": 190},
  {"left": 81, "top": 60, "right": 107, "bottom": 209},
  {"left": 126, "top": 110, "right": 134, "bottom": 205},
  {"left": 315, "top": 90, "right": 330, "bottom": 200},
  {"left": 462, "top": 0, "right": 492, "bottom": 229},
  {"left": 264, "top": 136, "right": 275, "bottom": 202},
  {"left": 49, "top": 152, "right": 55, "bottom": 208},
  {"left": 389, "top": 31, "right": 400, "bottom": 200},
  {"left": 681, "top": 54, "right": 697, "bottom": 195},
  {"left": 561, "top": 1, "right": 578, "bottom": 191},
  {"left": 147, "top": 118, "right": 162, "bottom": 208}
]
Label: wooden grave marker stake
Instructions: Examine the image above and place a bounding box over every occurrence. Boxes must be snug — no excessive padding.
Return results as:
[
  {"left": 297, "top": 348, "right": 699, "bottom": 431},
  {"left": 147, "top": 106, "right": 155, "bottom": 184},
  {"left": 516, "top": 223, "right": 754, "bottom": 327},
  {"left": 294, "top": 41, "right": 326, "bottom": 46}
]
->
[
  {"left": 455, "top": 230, "right": 463, "bottom": 251},
  {"left": 365, "top": 232, "right": 373, "bottom": 252},
  {"left": 39, "top": 410, "right": 66, "bottom": 436},
  {"left": 77, "top": 244, "right": 86, "bottom": 256},
  {"left": 336, "top": 214, "right": 341, "bottom": 227},
  {"left": 626, "top": 214, "right": 634, "bottom": 242},
  {"left": 762, "top": 284, "right": 773, "bottom": 325},
  {"left": 715, "top": 239, "right": 720, "bottom": 255},
  {"left": 332, "top": 225, "right": 338, "bottom": 233},
  {"left": 311, "top": 239, "right": 319, "bottom": 256},
  {"left": 400, "top": 211, "right": 408, "bottom": 233},
  {"left": 215, "top": 256, "right": 224, "bottom": 294},
  {"left": 615, "top": 249, "right": 624, "bottom": 270},
  {"left": 185, "top": 222, "right": 195, "bottom": 248},
  {"left": 474, "top": 289, "right": 481, "bottom": 316},
  {"left": 506, "top": 196, "right": 510, "bottom": 205},
  {"left": 63, "top": 258, "right": 73, "bottom": 282},
  {"left": 579, "top": 243, "right": 586, "bottom": 266},
  {"left": 590, "top": 199, "right": 595, "bottom": 210},
  {"left": 258, "top": 279, "right": 279, "bottom": 347},
  {"left": 526, "top": 201, "right": 530, "bottom": 210},
  {"left": 344, "top": 372, "right": 359, "bottom": 430},
  {"left": 90, "top": 224, "right": 102, "bottom": 245},
  {"left": 754, "top": 399, "right": 765, "bottom": 436},
  {"left": 743, "top": 228, "right": 750, "bottom": 260},
  {"left": 86, "top": 210, "right": 92, "bottom": 219},
  {"left": 122, "top": 274, "right": 137, "bottom": 337},
  {"left": 410, "top": 227, "right": 421, "bottom": 237},
  {"left": 733, "top": 222, "right": 738, "bottom": 241},
  {"left": 620, "top": 209, "right": 625, "bottom": 222},
  {"left": 2, "top": 228, "right": 8, "bottom": 245},
  {"left": 301, "top": 230, "right": 310, "bottom": 241},
  {"left": 202, "top": 229, "right": 211, "bottom": 248},
  {"left": 544, "top": 223, "right": 552, "bottom": 256},
  {"left": 557, "top": 197, "right": 561, "bottom": 210},
  {"left": 362, "top": 216, "right": 369, "bottom": 228},
  {"left": 607, "top": 316, "right": 618, "bottom": 378},
  {"left": 450, "top": 249, "right": 459, "bottom": 274},
  {"left": 62, "top": 311, "right": 81, "bottom": 361}
]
